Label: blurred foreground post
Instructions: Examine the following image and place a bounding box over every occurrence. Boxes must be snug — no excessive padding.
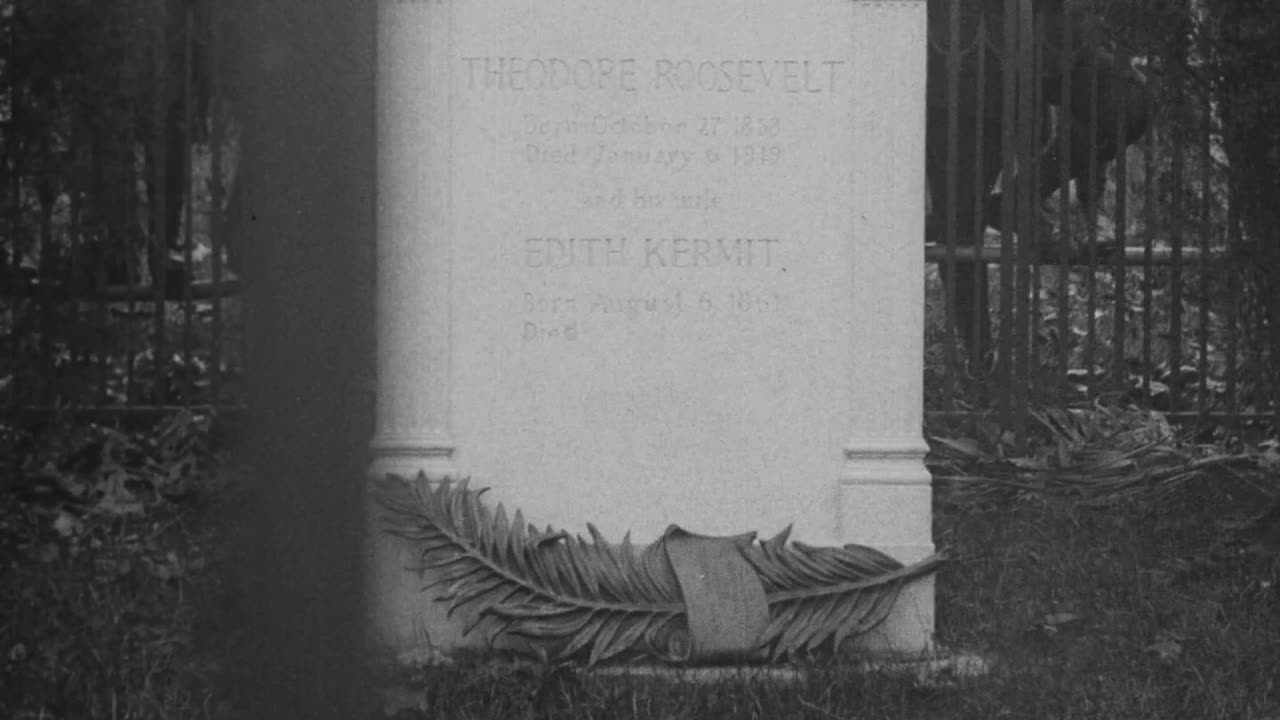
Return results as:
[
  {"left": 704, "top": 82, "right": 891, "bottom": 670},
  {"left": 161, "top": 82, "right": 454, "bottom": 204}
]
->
[{"left": 231, "top": 1, "right": 376, "bottom": 717}]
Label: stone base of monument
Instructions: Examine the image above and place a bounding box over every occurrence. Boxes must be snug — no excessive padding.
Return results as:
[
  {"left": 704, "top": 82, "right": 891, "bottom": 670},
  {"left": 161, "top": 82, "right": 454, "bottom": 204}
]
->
[
  {"left": 381, "top": 645, "right": 990, "bottom": 682},
  {"left": 586, "top": 648, "right": 991, "bottom": 686},
  {"left": 376, "top": 648, "right": 991, "bottom": 717}
]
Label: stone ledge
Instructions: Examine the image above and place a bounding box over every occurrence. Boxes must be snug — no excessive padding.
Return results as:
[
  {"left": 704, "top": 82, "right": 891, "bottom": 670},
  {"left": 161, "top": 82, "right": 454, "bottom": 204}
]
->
[
  {"left": 586, "top": 648, "right": 991, "bottom": 687},
  {"left": 375, "top": 647, "right": 993, "bottom": 716}
]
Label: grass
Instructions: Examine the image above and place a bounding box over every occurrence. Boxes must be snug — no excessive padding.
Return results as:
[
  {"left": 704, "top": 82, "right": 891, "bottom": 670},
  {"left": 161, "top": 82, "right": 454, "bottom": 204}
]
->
[
  {"left": 0, "top": 417, "right": 236, "bottom": 720},
  {"left": 931, "top": 484, "right": 1279, "bottom": 719},
  {"left": 1, "top": 414, "right": 1278, "bottom": 719},
  {"left": 0, "top": 492, "right": 226, "bottom": 718}
]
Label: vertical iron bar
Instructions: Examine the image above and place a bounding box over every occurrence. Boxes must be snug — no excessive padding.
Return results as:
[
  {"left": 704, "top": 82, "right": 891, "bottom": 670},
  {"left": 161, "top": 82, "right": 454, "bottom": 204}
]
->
[
  {"left": 125, "top": 130, "right": 138, "bottom": 405},
  {"left": 1028, "top": 12, "right": 1044, "bottom": 406},
  {"left": 1056, "top": 9, "right": 1072, "bottom": 401},
  {"left": 122, "top": 2, "right": 141, "bottom": 406},
  {"left": 181, "top": 3, "right": 196, "bottom": 406},
  {"left": 970, "top": 18, "right": 988, "bottom": 379},
  {"left": 70, "top": 168, "right": 83, "bottom": 406},
  {"left": 1083, "top": 32, "right": 1099, "bottom": 396},
  {"left": 1225, "top": 174, "right": 1240, "bottom": 428},
  {"left": 942, "top": 0, "right": 961, "bottom": 402},
  {"left": 94, "top": 144, "right": 108, "bottom": 407},
  {"left": 209, "top": 4, "right": 223, "bottom": 407},
  {"left": 998, "top": 0, "right": 1018, "bottom": 427},
  {"left": 151, "top": 0, "right": 170, "bottom": 405},
  {"left": 1197, "top": 98, "right": 1211, "bottom": 420},
  {"left": 1269, "top": 288, "right": 1277, "bottom": 431},
  {"left": 37, "top": 179, "right": 52, "bottom": 405},
  {"left": 1111, "top": 53, "right": 1130, "bottom": 398},
  {"left": 1169, "top": 107, "right": 1185, "bottom": 413},
  {"left": 240, "top": 223, "right": 249, "bottom": 407},
  {"left": 1142, "top": 126, "right": 1155, "bottom": 407},
  {"left": 1012, "top": 0, "right": 1035, "bottom": 450},
  {"left": 6, "top": 2, "right": 18, "bottom": 425}
]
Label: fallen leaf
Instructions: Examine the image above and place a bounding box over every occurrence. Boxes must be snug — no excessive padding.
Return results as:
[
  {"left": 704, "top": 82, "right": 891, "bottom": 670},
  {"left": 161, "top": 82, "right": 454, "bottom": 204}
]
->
[
  {"left": 1259, "top": 447, "right": 1280, "bottom": 473},
  {"left": 36, "top": 543, "right": 60, "bottom": 563},
  {"left": 1145, "top": 632, "right": 1184, "bottom": 663},
  {"left": 148, "top": 552, "right": 185, "bottom": 581},
  {"left": 96, "top": 497, "right": 145, "bottom": 516},
  {"left": 999, "top": 431, "right": 1017, "bottom": 451},
  {"left": 95, "top": 476, "right": 145, "bottom": 516},
  {"left": 1043, "top": 612, "right": 1082, "bottom": 627},
  {"left": 1009, "top": 456, "right": 1049, "bottom": 470},
  {"left": 53, "top": 511, "right": 83, "bottom": 538},
  {"left": 94, "top": 556, "right": 134, "bottom": 578},
  {"left": 1056, "top": 438, "right": 1072, "bottom": 468},
  {"left": 930, "top": 436, "right": 993, "bottom": 461}
]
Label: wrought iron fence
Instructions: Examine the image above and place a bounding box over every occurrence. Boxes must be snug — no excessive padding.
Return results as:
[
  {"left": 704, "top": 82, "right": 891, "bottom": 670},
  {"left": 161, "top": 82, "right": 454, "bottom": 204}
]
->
[
  {"left": 923, "top": 0, "right": 1278, "bottom": 446},
  {"left": 2, "top": 0, "right": 244, "bottom": 420},
  {"left": 1, "top": 0, "right": 1276, "bottom": 443}
]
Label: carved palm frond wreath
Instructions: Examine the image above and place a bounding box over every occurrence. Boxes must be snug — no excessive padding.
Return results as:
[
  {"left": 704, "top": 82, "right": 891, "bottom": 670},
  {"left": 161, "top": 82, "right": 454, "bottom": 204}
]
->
[{"left": 377, "top": 474, "right": 941, "bottom": 666}]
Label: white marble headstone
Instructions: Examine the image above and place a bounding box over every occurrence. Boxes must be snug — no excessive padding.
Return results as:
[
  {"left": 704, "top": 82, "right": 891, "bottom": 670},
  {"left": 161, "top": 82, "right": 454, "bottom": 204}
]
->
[{"left": 372, "top": 0, "right": 933, "bottom": 658}]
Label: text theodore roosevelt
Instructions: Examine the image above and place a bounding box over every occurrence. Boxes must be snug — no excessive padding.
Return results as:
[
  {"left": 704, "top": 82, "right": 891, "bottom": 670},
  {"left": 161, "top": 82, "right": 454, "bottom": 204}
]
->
[{"left": 461, "top": 56, "right": 846, "bottom": 94}]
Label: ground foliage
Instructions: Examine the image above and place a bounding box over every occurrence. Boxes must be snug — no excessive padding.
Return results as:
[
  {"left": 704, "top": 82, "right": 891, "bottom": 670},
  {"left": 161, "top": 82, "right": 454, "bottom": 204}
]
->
[
  {"left": 4, "top": 408, "right": 1278, "bottom": 719},
  {"left": 926, "top": 403, "right": 1268, "bottom": 503},
  {"left": 0, "top": 411, "right": 234, "bottom": 719}
]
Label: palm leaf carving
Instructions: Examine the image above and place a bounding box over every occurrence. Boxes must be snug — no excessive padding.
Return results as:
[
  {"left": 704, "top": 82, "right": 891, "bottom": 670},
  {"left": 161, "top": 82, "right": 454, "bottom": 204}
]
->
[
  {"left": 377, "top": 475, "right": 688, "bottom": 665},
  {"left": 376, "top": 474, "right": 941, "bottom": 665},
  {"left": 742, "top": 528, "right": 942, "bottom": 658}
]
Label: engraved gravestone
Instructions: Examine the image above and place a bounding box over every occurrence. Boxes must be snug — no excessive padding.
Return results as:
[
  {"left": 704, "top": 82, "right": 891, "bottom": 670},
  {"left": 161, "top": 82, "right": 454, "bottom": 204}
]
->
[{"left": 370, "top": 0, "right": 933, "bottom": 659}]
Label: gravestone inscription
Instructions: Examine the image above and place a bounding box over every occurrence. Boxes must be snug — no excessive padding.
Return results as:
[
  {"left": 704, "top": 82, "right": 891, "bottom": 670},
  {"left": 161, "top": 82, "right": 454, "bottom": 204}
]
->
[{"left": 371, "top": 0, "right": 933, "bottom": 659}]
